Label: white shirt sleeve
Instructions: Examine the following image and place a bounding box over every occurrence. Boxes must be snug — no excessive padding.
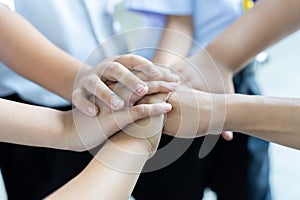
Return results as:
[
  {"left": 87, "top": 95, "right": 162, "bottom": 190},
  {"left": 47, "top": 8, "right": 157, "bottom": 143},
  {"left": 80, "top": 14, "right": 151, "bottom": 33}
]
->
[
  {"left": 126, "top": 0, "right": 193, "bottom": 15},
  {"left": 0, "top": 0, "right": 14, "bottom": 10}
]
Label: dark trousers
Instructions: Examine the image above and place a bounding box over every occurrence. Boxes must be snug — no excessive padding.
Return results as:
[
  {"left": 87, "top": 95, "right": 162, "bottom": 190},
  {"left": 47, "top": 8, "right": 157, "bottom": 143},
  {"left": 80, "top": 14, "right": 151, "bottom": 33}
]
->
[
  {"left": 133, "top": 64, "right": 271, "bottom": 200},
  {"left": 0, "top": 94, "right": 93, "bottom": 200}
]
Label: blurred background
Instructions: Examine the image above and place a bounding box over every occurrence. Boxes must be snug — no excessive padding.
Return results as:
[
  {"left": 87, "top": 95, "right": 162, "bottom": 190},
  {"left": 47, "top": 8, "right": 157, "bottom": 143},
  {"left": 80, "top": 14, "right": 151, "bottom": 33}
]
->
[
  {"left": 117, "top": 4, "right": 300, "bottom": 199},
  {"left": 0, "top": 1, "right": 300, "bottom": 199}
]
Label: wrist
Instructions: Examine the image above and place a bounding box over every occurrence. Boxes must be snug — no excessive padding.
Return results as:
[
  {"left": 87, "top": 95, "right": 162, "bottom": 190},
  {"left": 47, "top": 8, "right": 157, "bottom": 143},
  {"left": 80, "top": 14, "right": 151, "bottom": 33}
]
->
[
  {"left": 189, "top": 90, "right": 228, "bottom": 135},
  {"left": 95, "top": 132, "right": 149, "bottom": 173},
  {"left": 61, "top": 110, "right": 80, "bottom": 151},
  {"left": 120, "top": 115, "right": 164, "bottom": 158}
]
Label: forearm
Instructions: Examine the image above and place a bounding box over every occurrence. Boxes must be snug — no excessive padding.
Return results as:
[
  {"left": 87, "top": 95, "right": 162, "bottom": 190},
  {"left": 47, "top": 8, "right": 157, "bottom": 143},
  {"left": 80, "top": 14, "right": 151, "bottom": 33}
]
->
[
  {"left": 180, "top": 51, "right": 234, "bottom": 92},
  {"left": 225, "top": 94, "right": 300, "bottom": 149},
  {"left": 205, "top": 0, "right": 300, "bottom": 72},
  {"left": 0, "top": 98, "right": 68, "bottom": 149},
  {"left": 47, "top": 132, "right": 148, "bottom": 200},
  {"left": 152, "top": 15, "right": 193, "bottom": 66},
  {"left": 0, "top": 5, "right": 82, "bottom": 101},
  {"left": 47, "top": 114, "right": 164, "bottom": 200}
]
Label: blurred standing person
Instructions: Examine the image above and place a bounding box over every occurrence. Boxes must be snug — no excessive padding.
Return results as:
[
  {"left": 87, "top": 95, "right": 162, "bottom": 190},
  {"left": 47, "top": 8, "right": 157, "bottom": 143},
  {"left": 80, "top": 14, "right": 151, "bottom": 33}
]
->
[
  {"left": 127, "top": 0, "right": 271, "bottom": 199},
  {"left": 0, "top": 0, "right": 126, "bottom": 199}
]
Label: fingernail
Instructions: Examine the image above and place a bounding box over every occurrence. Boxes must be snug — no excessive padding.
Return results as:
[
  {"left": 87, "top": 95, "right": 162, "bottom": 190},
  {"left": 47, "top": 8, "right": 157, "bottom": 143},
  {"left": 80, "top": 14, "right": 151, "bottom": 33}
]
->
[
  {"left": 88, "top": 106, "right": 97, "bottom": 116},
  {"left": 223, "top": 131, "right": 233, "bottom": 140},
  {"left": 161, "top": 103, "right": 172, "bottom": 112},
  {"left": 135, "top": 83, "right": 148, "bottom": 95},
  {"left": 112, "top": 97, "right": 124, "bottom": 110}
]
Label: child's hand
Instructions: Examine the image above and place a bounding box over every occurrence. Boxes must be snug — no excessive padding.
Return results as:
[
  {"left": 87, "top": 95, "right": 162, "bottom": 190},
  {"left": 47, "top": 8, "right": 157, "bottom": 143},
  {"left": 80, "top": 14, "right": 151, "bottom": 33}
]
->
[
  {"left": 72, "top": 54, "right": 179, "bottom": 117},
  {"left": 139, "top": 86, "right": 223, "bottom": 139},
  {"left": 63, "top": 97, "right": 172, "bottom": 152},
  {"left": 94, "top": 92, "right": 170, "bottom": 173}
]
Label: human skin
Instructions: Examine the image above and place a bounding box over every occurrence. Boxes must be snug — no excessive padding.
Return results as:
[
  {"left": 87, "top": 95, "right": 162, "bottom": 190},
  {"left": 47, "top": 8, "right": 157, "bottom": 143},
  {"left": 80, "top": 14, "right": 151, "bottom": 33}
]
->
[
  {"left": 0, "top": 4, "right": 179, "bottom": 116},
  {"left": 47, "top": 93, "right": 171, "bottom": 199},
  {"left": 161, "top": 87, "right": 300, "bottom": 150},
  {"left": 0, "top": 88, "right": 170, "bottom": 199},
  {"left": 0, "top": 3, "right": 178, "bottom": 199},
  {"left": 204, "top": 0, "right": 300, "bottom": 73},
  {"left": 0, "top": 96, "right": 171, "bottom": 151},
  {"left": 0, "top": 64, "right": 172, "bottom": 199},
  {"left": 47, "top": 114, "right": 165, "bottom": 200},
  {"left": 150, "top": 14, "right": 234, "bottom": 140},
  {"left": 157, "top": 0, "right": 300, "bottom": 146}
]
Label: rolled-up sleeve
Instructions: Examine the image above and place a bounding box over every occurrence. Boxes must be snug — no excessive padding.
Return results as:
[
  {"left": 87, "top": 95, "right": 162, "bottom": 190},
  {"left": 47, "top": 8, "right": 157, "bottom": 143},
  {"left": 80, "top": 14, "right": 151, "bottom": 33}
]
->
[{"left": 126, "top": 0, "right": 193, "bottom": 15}]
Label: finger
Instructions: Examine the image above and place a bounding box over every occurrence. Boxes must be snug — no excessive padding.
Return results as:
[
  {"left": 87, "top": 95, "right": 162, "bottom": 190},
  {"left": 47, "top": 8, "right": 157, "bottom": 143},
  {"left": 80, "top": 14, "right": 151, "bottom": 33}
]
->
[
  {"left": 221, "top": 131, "right": 233, "bottom": 141},
  {"left": 147, "top": 81, "right": 178, "bottom": 94},
  {"left": 115, "top": 54, "right": 180, "bottom": 82},
  {"left": 72, "top": 88, "right": 99, "bottom": 117},
  {"left": 110, "top": 81, "right": 177, "bottom": 106},
  {"left": 129, "top": 71, "right": 148, "bottom": 81},
  {"left": 100, "top": 61, "right": 148, "bottom": 96},
  {"left": 136, "top": 65, "right": 180, "bottom": 82},
  {"left": 129, "top": 103, "right": 172, "bottom": 121},
  {"left": 84, "top": 74, "right": 124, "bottom": 110},
  {"left": 136, "top": 93, "right": 171, "bottom": 105},
  {"left": 109, "top": 103, "right": 171, "bottom": 133},
  {"left": 154, "top": 65, "right": 181, "bottom": 82},
  {"left": 109, "top": 83, "right": 140, "bottom": 106},
  {"left": 114, "top": 54, "right": 153, "bottom": 70}
]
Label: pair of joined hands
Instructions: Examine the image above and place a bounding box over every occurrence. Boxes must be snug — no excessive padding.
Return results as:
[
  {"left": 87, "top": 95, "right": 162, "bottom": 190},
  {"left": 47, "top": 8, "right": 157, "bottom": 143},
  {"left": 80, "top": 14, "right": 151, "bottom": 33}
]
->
[{"left": 63, "top": 53, "right": 233, "bottom": 158}]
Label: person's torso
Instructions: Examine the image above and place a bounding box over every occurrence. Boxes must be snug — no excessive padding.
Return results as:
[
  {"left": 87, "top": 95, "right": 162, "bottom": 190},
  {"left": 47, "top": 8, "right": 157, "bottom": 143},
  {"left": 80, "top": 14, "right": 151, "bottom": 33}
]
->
[
  {"left": 192, "top": 0, "right": 243, "bottom": 47},
  {"left": 0, "top": 0, "right": 120, "bottom": 106}
]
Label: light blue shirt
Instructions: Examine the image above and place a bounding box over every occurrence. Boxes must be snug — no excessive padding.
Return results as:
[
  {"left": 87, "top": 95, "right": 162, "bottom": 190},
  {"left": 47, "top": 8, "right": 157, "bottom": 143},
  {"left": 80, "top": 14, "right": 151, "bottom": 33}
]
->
[
  {"left": 127, "top": 0, "right": 243, "bottom": 47},
  {"left": 0, "top": 0, "right": 120, "bottom": 106}
]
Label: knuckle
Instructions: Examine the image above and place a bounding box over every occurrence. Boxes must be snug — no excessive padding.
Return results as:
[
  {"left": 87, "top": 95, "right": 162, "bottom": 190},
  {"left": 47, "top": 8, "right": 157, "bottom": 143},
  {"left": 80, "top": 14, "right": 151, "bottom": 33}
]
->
[
  {"left": 97, "top": 89, "right": 112, "bottom": 103},
  {"left": 95, "top": 63, "right": 105, "bottom": 74},
  {"left": 132, "top": 105, "right": 147, "bottom": 117},
  {"left": 101, "top": 62, "right": 115, "bottom": 74},
  {"left": 72, "top": 89, "right": 83, "bottom": 103},
  {"left": 124, "top": 54, "right": 135, "bottom": 64},
  {"left": 156, "top": 66, "right": 170, "bottom": 73},
  {"left": 85, "top": 75, "right": 99, "bottom": 90},
  {"left": 112, "top": 62, "right": 127, "bottom": 75},
  {"left": 122, "top": 72, "right": 138, "bottom": 85},
  {"left": 108, "top": 62, "right": 128, "bottom": 78},
  {"left": 152, "top": 105, "right": 161, "bottom": 114}
]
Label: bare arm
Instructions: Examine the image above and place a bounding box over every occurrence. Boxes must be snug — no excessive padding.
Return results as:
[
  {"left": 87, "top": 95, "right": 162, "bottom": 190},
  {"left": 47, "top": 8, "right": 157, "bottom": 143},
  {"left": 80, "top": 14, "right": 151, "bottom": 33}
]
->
[
  {"left": 174, "top": 0, "right": 300, "bottom": 93},
  {"left": 46, "top": 96, "right": 168, "bottom": 199},
  {"left": 0, "top": 95, "right": 168, "bottom": 199},
  {"left": 47, "top": 116, "right": 164, "bottom": 200},
  {"left": 225, "top": 94, "right": 300, "bottom": 149},
  {"left": 0, "top": 96, "right": 171, "bottom": 151},
  {"left": 151, "top": 15, "right": 193, "bottom": 67},
  {"left": 0, "top": 5, "right": 179, "bottom": 116},
  {"left": 205, "top": 0, "right": 300, "bottom": 72},
  {"left": 47, "top": 134, "right": 149, "bottom": 200},
  {"left": 163, "top": 87, "right": 300, "bottom": 150},
  {"left": 0, "top": 4, "right": 79, "bottom": 101},
  {"left": 0, "top": 98, "right": 67, "bottom": 149}
]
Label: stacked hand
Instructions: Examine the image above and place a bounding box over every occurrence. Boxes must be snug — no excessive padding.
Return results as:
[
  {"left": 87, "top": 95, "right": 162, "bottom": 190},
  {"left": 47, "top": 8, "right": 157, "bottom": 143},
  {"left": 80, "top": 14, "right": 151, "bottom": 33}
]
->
[
  {"left": 73, "top": 54, "right": 179, "bottom": 116},
  {"left": 68, "top": 52, "right": 235, "bottom": 154},
  {"left": 170, "top": 50, "right": 235, "bottom": 140},
  {"left": 66, "top": 54, "right": 178, "bottom": 152}
]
